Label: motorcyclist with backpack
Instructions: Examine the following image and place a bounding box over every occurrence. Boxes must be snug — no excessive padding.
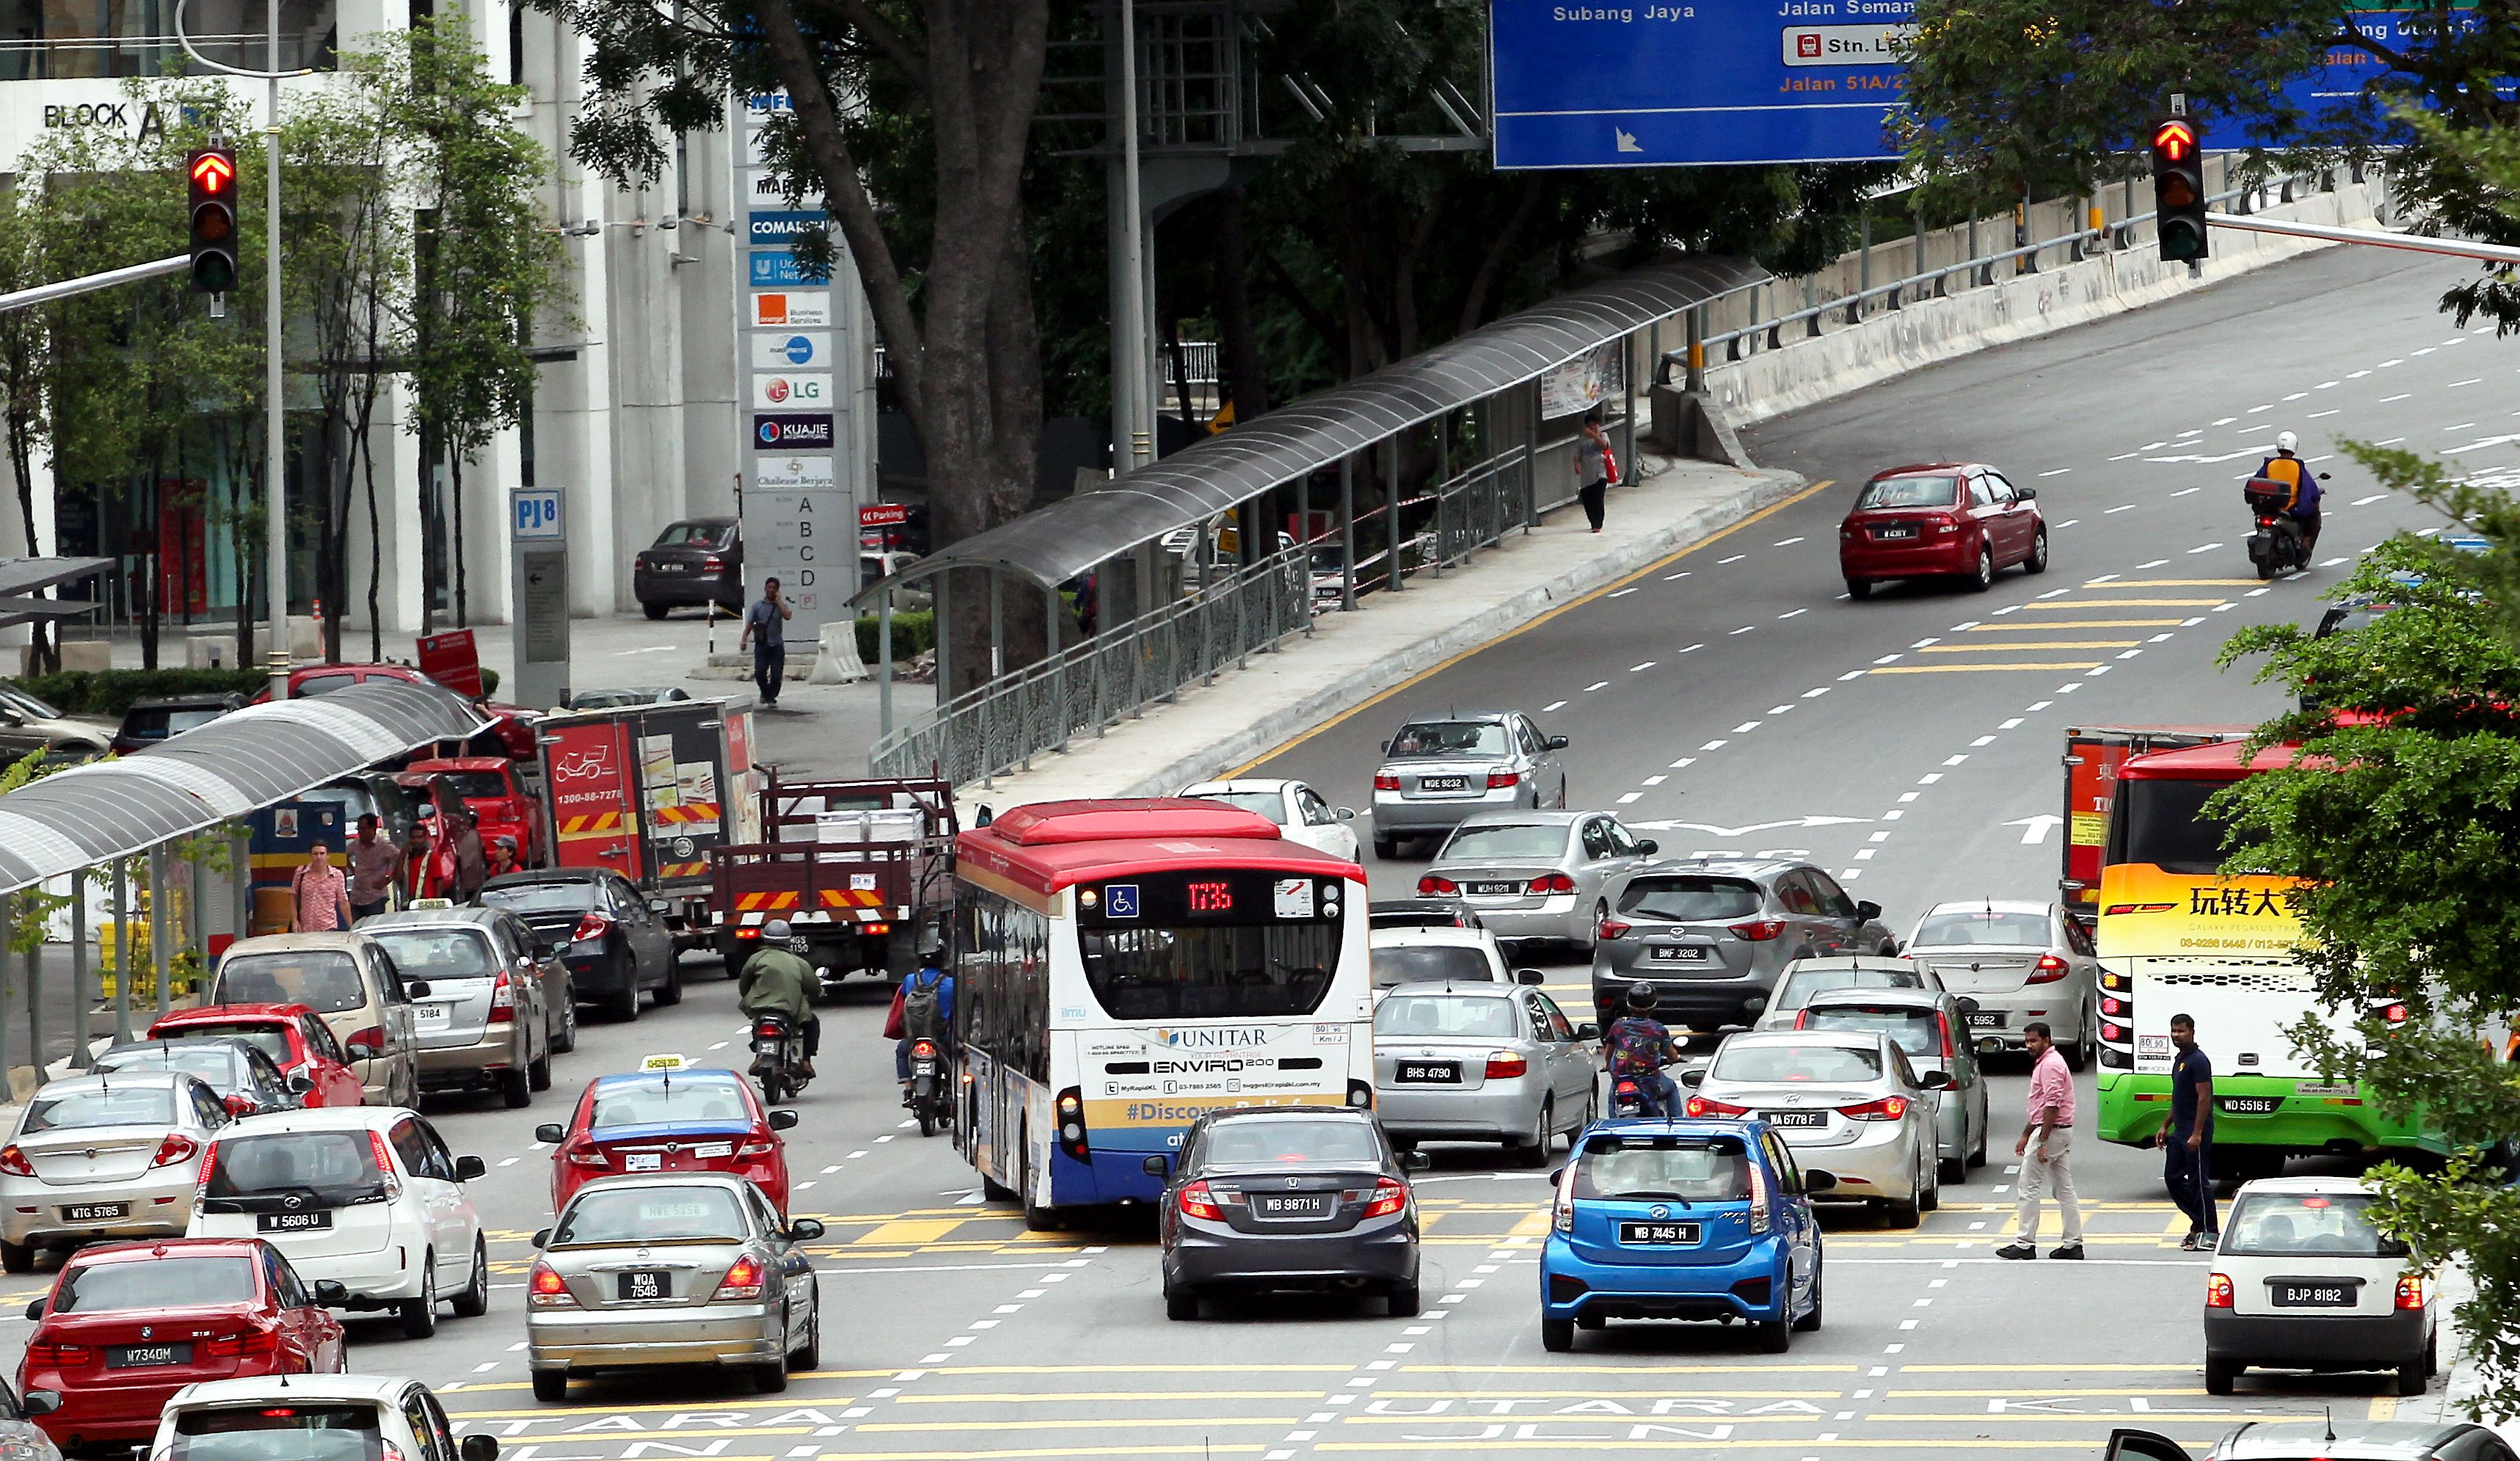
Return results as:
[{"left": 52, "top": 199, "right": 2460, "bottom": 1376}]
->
[
  {"left": 2254, "top": 431, "right": 2323, "bottom": 555},
  {"left": 739, "top": 919, "right": 819, "bottom": 1079},
  {"left": 886, "top": 947, "right": 956, "bottom": 1107},
  {"left": 1603, "top": 983, "right": 1687, "bottom": 1118}
]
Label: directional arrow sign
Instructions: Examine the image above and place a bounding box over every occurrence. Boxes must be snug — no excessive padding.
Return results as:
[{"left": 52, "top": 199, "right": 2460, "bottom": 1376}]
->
[{"left": 2006, "top": 814, "right": 2065, "bottom": 845}]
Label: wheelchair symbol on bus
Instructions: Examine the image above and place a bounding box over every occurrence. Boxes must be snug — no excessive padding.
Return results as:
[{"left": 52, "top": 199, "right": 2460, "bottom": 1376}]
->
[{"left": 1106, "top": 883, "right": 1140, "bottom": 919}]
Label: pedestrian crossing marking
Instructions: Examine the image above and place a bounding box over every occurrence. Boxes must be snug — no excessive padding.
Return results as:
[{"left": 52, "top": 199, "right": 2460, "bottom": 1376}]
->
[{"left": 1868, "top": 663, "right": 2108, "bottom": 674}]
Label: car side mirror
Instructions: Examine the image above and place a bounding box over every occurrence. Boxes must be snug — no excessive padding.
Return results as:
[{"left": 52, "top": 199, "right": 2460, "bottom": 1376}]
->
[
  {"left": 530, "top": 1228, "right": 552, "bottom": 1249},
  {"left": 21, "top": 1391, "right": 59, "bottom": 1417},
  {"left": 225, "top": 1093, "right": 257, "bottom": 1117},
  {"left": 455, "top": 1155, "right": 487, "bottom": 1181},
  {"left": 1854, "top": 900, "right": 1882, "bottom": 922},
  {"left": 1514, "top": 968, "right": 1546, "bottom": 986},
  {"left": 788, "top": 1218, "right": 826, "bottom": 1242},
  {"left": 287, "top": 1073, "right": 313, "bottom": 1093},
  {"left": 1336, "top": 807, "right": 1356, "bottom": 821},
  {"left": 459, "top": 1434, "right": 500, "bottom": 1461},
  {"left": 1679, "top": 1068, "right": 1706, "bottom": 1088},
  {"left": 1978, "top": 1036, "right": 2005, "bottom": 1059},
  {"left": 1888, "top": 939, "right": 1904, "bottom": 955},
  {"left": 2014, "top": 486, "right": 2037, "bottom": 500},
  {"left": 649, "top": 898, "right": 669, "bottom": 913},
  {"left": 1801, "top": 1169, "right": 1838, "bottom": 1194},
  {"left": 404, "top": 980, "right": 431, "bottom": 999},
  {"left": 1634, "top": 839, "right": 1658, "bottom": 857},
  {"left": 313, "top": 1280, "right": 351, "bottom": 1306},
  {"left": 1956, "top": 997, "right": 1981, "bottom": 1018},
  {"left": 346, "top": 1041, "right": 377, "bottom": 1061},
  {"left": 2104, "top": 1430, "right": 2198, "bottom": 1461},
  {"left": 1379, "top": 740, "right": 1391, "bottom": 755},
  {"left": 1573, "top": 1022, "right": 1600, "bottom": 1041},
  {"left": 21, "top": 1298, "right": 40, "bottom": 1321},
  {"left": 534, "top": 1123, "right": 566, "bottom": 1144},
  {"left": 1919, "top": 1069, "right": 1952, "bottom": 1089},
  {"left": 1140, "top": 1154, "right": 1170, "bottom": 1179},
  {"left": 1545, "top": 735, "right": 1569, "bottom": 751},
  {"left": 1400, "top": 1151, "right": 1432, "bottom": 1173},
  {"left": 769, "top": 1109, "right": 800, "bottom": 1131}
]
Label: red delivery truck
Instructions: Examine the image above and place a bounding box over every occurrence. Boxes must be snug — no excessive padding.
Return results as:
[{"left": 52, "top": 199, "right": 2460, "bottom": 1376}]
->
[
  {"left": 2058, "top": 724, "right": 2248, "bottom": 922},
  {"left": 539, "top": 697, "right": 762, "bottom": 955}
]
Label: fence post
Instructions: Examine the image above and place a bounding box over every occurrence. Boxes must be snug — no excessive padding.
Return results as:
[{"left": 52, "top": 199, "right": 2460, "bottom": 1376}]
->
[
  {"left": 69, "top": 868, "right": 88, "bottom": 1070},
  {"left": 23, "top": 906, "right": 38, "bottom": 1092},
  {"left": 1432, "top": 413, "right": 1450, "bottom": 578},
  {"left": 109, "top": 858, "right": 130, "bottom": 1043},
  {"left": 1854, "top": 211, "right": 1871, "bottom": 324},
  {"left": 1, "top": 895, "right": 15, "bottom": 1100},
  {"left": 1046, "top": 585, "right": 1068, "bottom": 751},
  {"left": 148, "top": 845, "right": 169, "bottom": 1021},
  {"left": 1340, "top": 454, "right": 1358, "bottom": 610},
  {"left": 1384, "top": 436, "right": 1405, "bottom": 592},
  {"left": 1621, "top": 328, "right": 1638, "bottom": 487},
  {"left": 1685, "top": 307, "right": 1705, "bottom": 391},
  {"left": 932, "top": 571, "right": 954, "bottom": 721},
  {"left": 878, "top": 591, "right": 895, "bottom": 742},
  {"left": 1526, "top": 380, "right": 1545, "bottom": 530}
]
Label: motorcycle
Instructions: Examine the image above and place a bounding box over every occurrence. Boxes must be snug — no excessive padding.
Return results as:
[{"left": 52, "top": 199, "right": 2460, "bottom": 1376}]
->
[
  {"left": 2244, "top": 473, "right": 2328, "bottom": 580},
  {"left": 907, "top": 1037, "right": 949, "bottom": 1137},
  {"left": 749, "top": 1012, "right": 811, "bottom": 1104}
]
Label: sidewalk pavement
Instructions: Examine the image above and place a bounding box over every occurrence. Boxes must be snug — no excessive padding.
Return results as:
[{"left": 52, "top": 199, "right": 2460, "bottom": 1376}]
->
[{"left": 947, "top": 452, "right": 1810, "bottom": 825}]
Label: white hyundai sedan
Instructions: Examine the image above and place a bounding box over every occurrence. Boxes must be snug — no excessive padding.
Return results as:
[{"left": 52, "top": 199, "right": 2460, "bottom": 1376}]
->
[{"left": 1176, "top": 779, "right": 1361, "bottom": 861}]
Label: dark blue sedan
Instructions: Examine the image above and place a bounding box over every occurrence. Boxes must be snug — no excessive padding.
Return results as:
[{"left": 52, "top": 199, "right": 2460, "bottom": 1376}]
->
[{"left": 1539, "top": 1116, "right": 1833, "bottom": 1352}]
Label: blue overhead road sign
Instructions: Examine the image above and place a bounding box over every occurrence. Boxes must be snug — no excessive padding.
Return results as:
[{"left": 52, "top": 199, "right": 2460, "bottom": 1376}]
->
[{"left": 1489, "top": 0, "right": 1912, "bottom": 169}]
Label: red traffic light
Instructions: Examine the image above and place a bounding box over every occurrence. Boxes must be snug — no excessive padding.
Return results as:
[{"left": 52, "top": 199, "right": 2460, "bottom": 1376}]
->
[
  {"left": 189, "top": 150, "right": 235, "bottom": 196},
  {"left": 2152, "top": 120, "right": 2196, "bottom": 162}
]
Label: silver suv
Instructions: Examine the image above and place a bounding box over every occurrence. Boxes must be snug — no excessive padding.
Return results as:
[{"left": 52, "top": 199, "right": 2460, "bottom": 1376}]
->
[
  {"left": 360, "top": 907, "right": 569, "bottom": 1108},
  {"left": 1369, "top": 710, "right": 1567, "bottom": 858},
  {"left": 1589, "top": 859, "right": 1894, "bottom": 1028}
]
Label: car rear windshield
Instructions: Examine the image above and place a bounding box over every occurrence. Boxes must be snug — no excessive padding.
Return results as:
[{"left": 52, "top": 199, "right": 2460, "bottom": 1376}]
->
[
  {"left": 214, "top": 952, "right": 368, "bottom": 1014},
  {"left": 1774, "top": 966, "right": 1923, "bottom": 1013},
  {"left": 22, "top": 1086, "right": 175, "bottom": 1132},
  {"left": 1856, "top": 475, "right": 1960, "bottom": 510},
  {"left": 1710, "top": 1041, "right": 1884, "bottom": 1084},
  {"left": 161, "top": 1023, "right": 296, "bottom": 1065},
  {"left": 653, "top": 522, "right": 730, "bottom": 547},
  {"left": 124, "top": 705, "right": 227, "bottom": 740},
  {"left": 1196, "top": 1118, "right": 1381, "bottom": 1167},
  {"left": 1913, "top": 908, "right": 2052, "bottom": 946},
  {"left": 294, "top": 674, "right": 357, "bottom": 699},
  {"left": 1573, "top": 1135, "right": 1752, "bottom": 1202},
  {"left": 591, "top": 1077, "right": 754, "bottom": 1130},
  {"left": 1619, "top": 875, "right": 1763, "bottom": 922},
  {"left": 367, "top": 929, "right": 497, "bottom": 980},
  {"left": 481, "top": 881, "right": 598, "bottom": 914},
  {"left": 205, "top": 1132, "right": 389, "bottom": 1203},
  {"left": 556, "top": 1185, "right": 749, "bottom": 1245},
  {"left": 435, "top": 771, "right": 511, "bottom": 800},
  {"left": 171, "top": 1404, "right": 384, "bottom": 1461},
  {"left": 1801, "top": 1005, "right": 1941, "bottom": 1057},
  {"left": 93, "top": 1045, "right": 241, "bottom": 1087},
  {"left": 1369, "top": 945, "right": 1494, "bottom": 988},
  {"left": 57, "top": 1256, "right": 258, "bottom": 1311},
  {"left": 1184, "top": 791, "right": 1286, "bottom": 823},
  {"left": 1374, "top": 993, "right": 1517, "bottom": 1038},
  {"left": 2221, "top": 1192, "right": 2408, "bottom": 1258},
  {"left": 1386, "top": 721, "right": 1509, "bottom": 759},
  {"left": 1079, "top": 925, "right": 1342, "bottom": 1019},
  {"left": 1438, "top": 823, "right": 1567, "bottom": 861}
]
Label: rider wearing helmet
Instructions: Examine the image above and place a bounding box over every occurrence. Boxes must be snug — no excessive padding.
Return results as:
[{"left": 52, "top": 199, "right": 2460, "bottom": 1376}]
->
[
  {"left": 885, "top": 945, "right": 957, "bottom": 1107},
  {"left": 739, "top": 918, "right": 819, "bottom": 1078},
  {"left": 1603, "top": 983, "right": 1687, "bottom": 1118},
  {"left": 2254, "top": 430, "right": 2323, "bottom": 554}
]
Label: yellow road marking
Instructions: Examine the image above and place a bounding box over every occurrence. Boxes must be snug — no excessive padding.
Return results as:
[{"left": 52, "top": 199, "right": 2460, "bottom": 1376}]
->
[
  {"left": 1967, "top": 619, "right": 2185, "bottom": 630},
  {"left": 892, "top": 1393, "right": 1322, "bottom": 1405},
  {"left": 1867, "top": 663, "right": 2105, "bottom": 674},
  {"left": 820, "top": 1448, "right": 1267, "bottom": 1460},
  {"left": 1311, "top": 1442, "right": 2119, "bottom": 1451},
  {"left": 1404, "top": 1366, "right": 1860, "bottom": 1374},
  {"left": 1918, "top": 641, "right": 2140, "bottom": 651},
  {"left": 1341, "top": 1416, "right": 1827, "bottom": 1427},
  {"left": 906, "top": 1365, "right": 1357, "bottom": 1374},
  {"left": 1372, "top": 1391, "right": 1847, "bottom": 1400},
  {"left": 856, "top": 1220, "right": 971, "bottom": 1245},
  {"left": 1887, "top": 1389, "right": 2206, "bottom": 1398},
  {"left": 2023, "top": 598, "right": 2228, "bottom": 608},
  {"left": 2371, "top": 1396, "right": 2400, "bottom": 1421},
  {"left": 1901, "top": 1364, "right": 2197, "bottom": 1372},
  {"left": 452, "top": 1402, "right": 856, "bottom": 1419},
  {"left": 2086, "top": 579, "right": 2260, "bottom": 587},
  {"left": 856, "top": 1419, "right": 1301, "bottom": 1434},
  {"left": 1224, "top": 479, "right": 1836, "bottom": 776}
]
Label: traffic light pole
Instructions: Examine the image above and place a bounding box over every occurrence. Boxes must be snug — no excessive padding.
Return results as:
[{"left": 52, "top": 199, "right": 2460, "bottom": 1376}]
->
[
  {"left": 0, "top": 255, "right": 188, "bottom": 314},
  {"left": 2208, "top": 213, "right": 2520, "bottom": 267}
]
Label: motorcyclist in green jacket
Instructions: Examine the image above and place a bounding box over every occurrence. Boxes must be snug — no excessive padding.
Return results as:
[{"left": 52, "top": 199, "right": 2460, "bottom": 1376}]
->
[{"left": 740, "top": 919, "right": 819, "bottom": 1078}]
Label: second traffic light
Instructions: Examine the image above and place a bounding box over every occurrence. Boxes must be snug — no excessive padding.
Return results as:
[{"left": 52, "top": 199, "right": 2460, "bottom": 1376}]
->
[
  {"left": 2149, "top": 117, "right": 2207, "bottom": 264},
  {"left": 187, "top": 145, "right": 238, "bottom": 294}
]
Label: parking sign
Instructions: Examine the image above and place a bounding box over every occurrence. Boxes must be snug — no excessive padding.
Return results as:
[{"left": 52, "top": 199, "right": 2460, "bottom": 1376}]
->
[{"left": 512, "top": 487, "right": 563, "bottom": 541}]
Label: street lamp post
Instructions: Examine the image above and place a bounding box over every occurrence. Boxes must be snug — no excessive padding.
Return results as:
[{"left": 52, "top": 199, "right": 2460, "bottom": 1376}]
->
[{"left": 176, "top": 0, "right": 311, "bottom": 700}]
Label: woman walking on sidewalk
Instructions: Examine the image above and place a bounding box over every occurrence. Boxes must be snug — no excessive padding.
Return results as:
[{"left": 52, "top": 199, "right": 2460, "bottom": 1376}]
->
[{"left": 1576, "top": 409, "right": 1613, "bottom": 533}]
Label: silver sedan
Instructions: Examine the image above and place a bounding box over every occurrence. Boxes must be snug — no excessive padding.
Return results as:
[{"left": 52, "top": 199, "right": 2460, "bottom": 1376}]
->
[
  {"left": 1372, "top": 984, "right": 1601, "bottom": 1162},
  {"left": 1794, "top": 986, "right": 1990, "bottom": 1184},
  {"left": 1902, "top": 900, "right": 2102, "bottom": 1068},
  {"left": 1419, "top": 811, "right": 1656, "bottom": 951},
  {"left": 527, "top": 1173, "right": 824, "bottom": 1399},
  {"left": 1682, "top": 1030, "right": 1945, "bottom": 1225},
  {"left": 0, "top": 1073, "right": 225, "bottom": 1272},
  {"left": 1369, "top": 710, "right": 1567, "bottom": 856}
]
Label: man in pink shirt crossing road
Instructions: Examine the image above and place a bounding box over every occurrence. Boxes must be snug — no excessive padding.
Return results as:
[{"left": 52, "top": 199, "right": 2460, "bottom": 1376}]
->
[{"left": 1998, "top": 1021, "right": 2084, "bottom": 1260}]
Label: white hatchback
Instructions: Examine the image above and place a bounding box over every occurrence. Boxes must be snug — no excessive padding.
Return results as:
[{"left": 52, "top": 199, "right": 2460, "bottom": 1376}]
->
[
  {"left": 153, "top": 1374, "right": 500, "bottom": 1461},
  {"left": 187, "top": 1106, "right": 489, "bottom": 1340},
  {"left": 2204, "top": 1176, "right": 2437, "bottom": 1396}
]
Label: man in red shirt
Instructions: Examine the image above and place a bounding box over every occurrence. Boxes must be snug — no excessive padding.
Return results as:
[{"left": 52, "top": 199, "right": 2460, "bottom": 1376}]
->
[
  {"left": 289, "top": 842, "right": 352, "bottom": 933},
  {"left": 1998, "top": 1021, "right": 2084, "bottom": 1261}
]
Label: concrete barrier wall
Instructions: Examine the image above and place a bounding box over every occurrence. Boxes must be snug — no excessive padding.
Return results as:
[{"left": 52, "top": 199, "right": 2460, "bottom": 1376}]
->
[{"left": 1707, "top": 177, "right": 2384, "bottom": 429}]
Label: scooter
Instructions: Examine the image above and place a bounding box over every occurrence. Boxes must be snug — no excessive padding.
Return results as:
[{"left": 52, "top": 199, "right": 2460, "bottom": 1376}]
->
[
  {"left": 2243, "top": 473, "right": 2328, "bottom": 580},
  {"left": 907, "top": 1038, "right": 949, "bottom": 1137},
  {"left": 749, "top": 1013, "right": 812, "bottom": 1104}
]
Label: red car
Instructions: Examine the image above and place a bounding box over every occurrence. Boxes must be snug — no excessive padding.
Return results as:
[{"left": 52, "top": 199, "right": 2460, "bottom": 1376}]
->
[
  {"left": 405, "top": 755, "right": 545, "bottom": 867},
  {"left": 17, "top": 1237, "right": 346, "bottom": 1450},
  {"left": 1838, "top": 462, "right": 2049, "bottom": 599},
  {"left": 249, "top": 663, "right": 539, "bottom": 761},
  {"left": 534, "top": 1060, "right": 796, "bottom": 1217},
  {"left": 146, "top": 1003, "right": 365, "bottom": 1109}
]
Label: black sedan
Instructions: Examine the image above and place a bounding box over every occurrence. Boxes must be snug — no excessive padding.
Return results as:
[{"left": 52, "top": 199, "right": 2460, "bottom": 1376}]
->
[
  {"left": 88, "top": 1038, "right": 303, "bottom": 1116},
  {"left": 1149, "top": 1106, "right": 1427, "bottom": 1321},
  {"left": 478, "top": 869, "right": 681, "bottom": 1021},
  {"left": 633, "top": 517, "right": 743, "bottom": 619}
]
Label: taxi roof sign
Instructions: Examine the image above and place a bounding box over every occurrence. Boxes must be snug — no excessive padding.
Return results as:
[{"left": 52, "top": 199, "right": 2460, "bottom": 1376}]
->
[
  {"left": 410, "top": 897, "right": 454, "bottom": 909},
  {"left": 639, "top": 1053, "right": 690, "bottom": 1072}
]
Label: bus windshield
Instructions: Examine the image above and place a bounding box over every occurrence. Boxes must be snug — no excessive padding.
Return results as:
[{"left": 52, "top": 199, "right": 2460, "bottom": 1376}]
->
[
  {"left": 1079, "top": 923, "right": 1343, "bottom": 1019},
  {"left": 2108, "top": 776, "right": 2260, "bottom": 875}
]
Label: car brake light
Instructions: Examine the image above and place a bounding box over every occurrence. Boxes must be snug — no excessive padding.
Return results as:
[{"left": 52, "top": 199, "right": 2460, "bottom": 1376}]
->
[
  {"left": 1526, "top": 872, "right": 1574, "bottom": 895},
  {"left": 368, "top": 1130, "right": 404, "bottom": 1199},
  {"left": 1839, "top": 1096, "right": 1909, "bottom": 1122},
  {"left": 488, "top": 973, "right": 514, "bottom": 1024},
  {"left": 345, "top": 1026, "right": 385, "bottom": 1059},
  {"left": 0, "top": 1145, "right": 30, "bottom": 1177},
  {"left": 1597, "top": 918, "right": 1630, "bottom": 940},
  {"left": 564, "top": 1141, "right": 610, "bottom": 1170},
  {"left": 223, "top": 1093, "right": 257, "bottom": 1117},
  {"left": 1179, "top": 1180, "right": 1224, "bottom": 1222},
  {"left": 203, "top": 1327, "right": 280, "bottom": 1360},
  {"left": 2397, "top": 1275, "right": 2425, "bottom": 1309},
  {"left": 2028, "top": 954, "right": 2069, "bottom": 984},
  {"left": 910, "top": 1039, "right": 939, "bottom": 1058},
  {"left": 1362, "top": 1177, "right": 1409, "bottom": 1219},
  {"left": 1939, "top": 1013, "right": 1955, "bottom": 1062},
  {"left": 1418, "top": 875, "right": 1457, "bottom": 896},
  {"left": 194, "top": 1140, "right": 220, "bottom": 1209},
  {"left": 2206, "top": 1272, "right": 2234, "bottom": 1308},
  {"left": 1729, "top": 919, "right": 1787, "bottom": 941},
  {"left": 1931, "top": 514, "right": 1960, "bottom": 534},
  {"left": 713, "top": 1255, "right": 766, "bottom": 1301},
  {"left": 24, "top": 1342, "right": 94, "bottom": 1368},
  {"left": 1794, "top": 1010, "right": 1810, "bottom": 1030},
  {"left": 528, "top": 1261, "right": 575, "bottom": 1308},
  {"left": 736, "top": 1139, "right": 777, "bottom": 1158},
  {"left": 1552, "top": 1167, "right": 1575, "bottom": 1233},
  {"left": 1484, "top": 1052, "right": 1528, "bottom": 1079},
  {"left": 572, "top": 913, "right": 613, "bottom": 944},
  {"left": 1747, "top": 1159, "right": 1774, "bottom": 1235},
  {"left": 151, "top": 1134, "right": 200, "bottom": 1168},
  {"left": 1487, "top": 770, "right": 1521, "bottom": 789},
  {"left": 1686, "top": 1096, "right": 1749, "bottom": 1118},
  {"left": 702, "top": 555, "right": 724, "bottom": 572},
  {"left": 1373, "top": 773, "right": 1399, "bottom": 792}
]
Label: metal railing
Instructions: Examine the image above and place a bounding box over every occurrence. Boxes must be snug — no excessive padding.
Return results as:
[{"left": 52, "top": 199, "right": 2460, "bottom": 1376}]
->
[
  {"left": 871, "top": 542, "right": 1313, "bottom": 785},
  {"left": 1426, "top": 445, "right": 1536, "bottom": 577}
]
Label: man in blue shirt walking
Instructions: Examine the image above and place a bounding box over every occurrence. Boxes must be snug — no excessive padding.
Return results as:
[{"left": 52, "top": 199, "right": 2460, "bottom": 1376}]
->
[
  {"left": 738, "top": 575, "right": 793, "bottom": 709},
  {"left": 2161, "top": 1013, "right": 2218, "bottom": 1250}
]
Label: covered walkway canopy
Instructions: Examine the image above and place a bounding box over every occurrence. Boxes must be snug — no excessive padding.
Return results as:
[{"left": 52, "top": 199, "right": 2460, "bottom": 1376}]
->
[
  {"left": 0, "top": 676, "right": 484, "bottom": 897},
  {"left": 853, "top": 256, "right": 1766, "bottom": 602}
]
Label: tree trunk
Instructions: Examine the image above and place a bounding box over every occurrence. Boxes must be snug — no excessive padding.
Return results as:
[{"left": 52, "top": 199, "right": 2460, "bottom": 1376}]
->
[
  {"left": 8, "top": 405, "right": 51, "bottom": 674},
  {"left": 452, "top": 449, "right": 467, "bottom": 629},
  {"left": 1213, "top": 183, "right": 1269, "bottom": 420},
  {"left": 139, "top": 465, "right": 161, "bottom": 671},
  {"left": 363, "top": 404, "right": 384, "bottom": 663}
]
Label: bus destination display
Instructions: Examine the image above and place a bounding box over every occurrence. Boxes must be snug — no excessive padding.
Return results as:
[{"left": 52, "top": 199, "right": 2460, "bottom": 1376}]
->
[{"left": 1079, "top": 870, "right": 1341, "bottom": 925}]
